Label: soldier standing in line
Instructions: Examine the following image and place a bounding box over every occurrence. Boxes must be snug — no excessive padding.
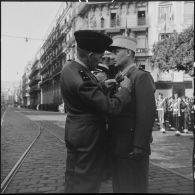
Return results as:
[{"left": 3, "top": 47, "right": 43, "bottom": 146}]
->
[
  {"left": 156, "top": 93, "right": 166, "bottom": 133},
  {"left": 60, "top": 30, "right": 132, "bottom": 193},
  {"left": 172, "top": 92, "right": 182, "bottom": 136},
  {"left": 107, "top": 35, "right": 156, "bottom": 193}
]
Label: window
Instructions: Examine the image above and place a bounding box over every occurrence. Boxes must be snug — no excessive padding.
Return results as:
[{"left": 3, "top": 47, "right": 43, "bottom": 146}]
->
[
  {"left": 184, "top": 2, "right": 194, "bottom": 26},
  {"left": 158, "top": 4, "right": 173, "bottom": 23},
  {"left": 110, "top": 9, "right": 117, "bottom": 27},
  {"left": 159, "top": 33, "right": 172, "bottom": 41},
  {"left": 138, "top": 11, "right": 146, "bottom": 25}
]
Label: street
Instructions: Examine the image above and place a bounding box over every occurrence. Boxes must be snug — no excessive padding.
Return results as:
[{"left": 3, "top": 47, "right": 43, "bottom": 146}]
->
[{"left": 1, "top": 107, "right": 194, "bottom": 193}]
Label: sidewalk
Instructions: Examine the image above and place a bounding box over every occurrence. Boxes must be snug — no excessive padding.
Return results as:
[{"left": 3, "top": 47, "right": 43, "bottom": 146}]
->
[{"left": 1, "top": 108, "right": 194, "bottom": 194}]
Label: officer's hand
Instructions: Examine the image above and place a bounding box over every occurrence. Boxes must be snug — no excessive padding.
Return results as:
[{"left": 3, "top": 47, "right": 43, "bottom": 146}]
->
[
  {"left": 120, "top": 76, "right": 132, "bottom": 92},
  {"left": 128, "top": 147, "right": 147, "bottom": 159},
  {"left": 104, "top": 79, "right": 117, "bottom": 88}
]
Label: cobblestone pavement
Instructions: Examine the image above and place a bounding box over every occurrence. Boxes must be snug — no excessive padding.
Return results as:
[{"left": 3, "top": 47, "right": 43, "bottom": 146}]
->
[
  {"left": 1, "top": 108, "right": 39, "bottom": 183},
  {"left": 1, "top": 108, "right": 194, "bottom": 194}
]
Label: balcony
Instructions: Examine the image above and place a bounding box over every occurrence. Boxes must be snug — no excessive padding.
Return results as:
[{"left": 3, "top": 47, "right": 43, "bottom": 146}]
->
[
  {"left": 29, "top": 85, "right": 40, "bottom": 94},
  {"left": 29, "top": 75, "right": 41, "bottom": 86},
  {"left": 138, "top": 18, "right": 146, "bottom": 26},
  {"left": 40, "top": 58, "right": 52, "bottom": 74},
  {"left": 52, "top": 66, "right": 63, "bottom": 79},
  {"left": 40, "top": 77, "right": 52, "bottom": 86},
  {"left": 29, "top": 67, "right": 40, "bottom": 78},
  {"left": 110, "top": 20, "right": 116, "bottom": 28}
]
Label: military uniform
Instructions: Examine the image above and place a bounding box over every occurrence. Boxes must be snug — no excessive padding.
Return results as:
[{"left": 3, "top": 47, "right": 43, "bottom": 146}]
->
[
  {"left": 107, "top": 34, "right": 156, "bottom": 193},
  {"left": 60, "top": 30, "right": 132, "bottom": 193},
  {"left": 108, "top": 66, "right": 156, "bottom": 193}
]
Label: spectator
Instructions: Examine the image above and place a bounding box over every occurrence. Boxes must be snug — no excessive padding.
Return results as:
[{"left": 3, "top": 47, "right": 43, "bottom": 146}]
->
[
  {"left": 156, "top": 93, "right": 166, "bottom": 133},
  {"left": 172, "top": 93, "right": 182, "bottom": 136},
  {"left": 167, "top": 96, "right": 174, "bottom": 129}
]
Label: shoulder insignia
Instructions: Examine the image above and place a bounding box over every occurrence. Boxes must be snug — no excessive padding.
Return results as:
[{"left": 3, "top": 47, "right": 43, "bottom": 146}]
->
[
  {"left": 79, "top": 70, "right": 91, "bottom": 81},
  {"left": 138, "top": 67, "right": 150, "bottom": 73}
]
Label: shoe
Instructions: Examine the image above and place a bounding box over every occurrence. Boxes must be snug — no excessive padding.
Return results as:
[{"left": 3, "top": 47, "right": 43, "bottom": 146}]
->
[
  {"left": 175, "top": 131, "right": 181, "bottom": 136},
  {"left": 183, "top": 129, "right": 189, "bottom": 133},
  {"left": 161, "top": 128, "right": 166, "bottom": 133}
]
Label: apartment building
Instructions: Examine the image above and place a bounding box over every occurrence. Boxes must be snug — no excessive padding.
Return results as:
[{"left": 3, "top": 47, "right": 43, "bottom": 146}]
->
[
  {"left": 29, "top": 59, "right": 41, "bottom": 108},
  {"left": 22, "top": 62, "right": 32, "bottom": 107},
  {"left": 29, "top": 1, "right": 193, "bottom": 109},
  {"left": 65, "top": 1, "right": 150, "bottom": 64},
  {"left": 39, "top": 3, "right": 69, "bottom": 106}
]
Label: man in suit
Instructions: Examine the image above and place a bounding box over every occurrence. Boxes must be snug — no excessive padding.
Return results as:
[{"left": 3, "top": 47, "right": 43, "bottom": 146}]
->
[
  {"left": 108, "top": 35, "right": 156, "bottom": 193},
  {"left": 60, "top": 30, "right": 132, "bottom": 193}
]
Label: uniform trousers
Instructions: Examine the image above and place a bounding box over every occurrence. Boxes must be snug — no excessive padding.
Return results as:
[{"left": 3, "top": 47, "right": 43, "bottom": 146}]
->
[
  {"left": 111, "top": 155, "right": 149, "bottom": 193},
  {"left": 64, "top": 116, "right": 107, "bottom": 193},
  {"left": 65, "top": 146, "right": 106, "bottom": 193},
  {"left": 173, "top": 114, "right": 181, "bottom": 132},
  {"left": 157, "top": 109, "right": 164, "bottom": 129}
]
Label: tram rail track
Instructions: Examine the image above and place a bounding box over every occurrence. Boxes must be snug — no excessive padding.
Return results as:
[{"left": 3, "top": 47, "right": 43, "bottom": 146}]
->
[{"left": 1, "top": 112, "right": 65, "bottom": 194}]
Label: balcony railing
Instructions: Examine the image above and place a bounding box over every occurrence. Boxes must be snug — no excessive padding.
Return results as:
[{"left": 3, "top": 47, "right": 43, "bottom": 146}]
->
[
  {"left": 29, "top": 68, "right": 39, "bottom": 78},
  {"left": 138, "top": 18, "right": 146, "bottom": 26},
  {"left": 29, "top": 76, "right": 41, "bottom": 86},
  {"left": 29, "top": 85, "right": 40, "bottom": 93},
  {"left": 110, "top": 20, "right": 116, "bottom": 28},
  {"left": 52, "top": 65, "right": 63, "bottom": 78}
]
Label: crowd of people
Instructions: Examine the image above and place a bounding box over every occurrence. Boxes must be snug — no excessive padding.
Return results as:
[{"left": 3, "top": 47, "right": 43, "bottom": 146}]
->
[{"left": 156, "top": 92, "right": 195, "bottom": 135}]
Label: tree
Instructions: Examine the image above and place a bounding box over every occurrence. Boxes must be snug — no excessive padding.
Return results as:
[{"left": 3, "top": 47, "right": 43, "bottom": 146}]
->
[{"left": 151, "top": 26, "right": 194, "bottom": 75}]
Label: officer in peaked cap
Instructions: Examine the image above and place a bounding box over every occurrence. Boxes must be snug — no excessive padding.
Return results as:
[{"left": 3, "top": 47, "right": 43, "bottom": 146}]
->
[
  {"left": 107, "top": 35, "right": 156, "bottom": 193},
  {"left": 74, "top": 30, "right": 113, "bottom": 54},
  {"left": 60, "top": 30, "right": 133, "bottom": 193}
]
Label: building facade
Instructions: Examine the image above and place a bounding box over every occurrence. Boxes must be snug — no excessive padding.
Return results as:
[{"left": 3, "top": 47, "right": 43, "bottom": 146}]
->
[
  {"left": 24, "top": 1, "right": 194, "bottom": 109},
  {"left": 148, "top": 1, "right": 194, "bottom": 97},
  {"left": 22, "top": 62, "right": 32, "bottom": 107},
  {"left": 39, "top": 3, "right": 68, "bottom": 106},
  {"left": 29, "top": 59, "right": 41, "bottom": 108}
]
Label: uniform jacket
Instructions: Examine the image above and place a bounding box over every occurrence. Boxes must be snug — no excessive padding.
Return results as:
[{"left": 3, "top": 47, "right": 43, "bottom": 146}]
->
[
  {"left": 108, "top": 66, "right": 156, "bottom": 157},
  {"left": 60, "top": 60, "right": 131, "bottom": 152}
]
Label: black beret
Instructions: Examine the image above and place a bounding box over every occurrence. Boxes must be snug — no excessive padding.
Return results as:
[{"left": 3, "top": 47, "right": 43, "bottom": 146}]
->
[{"left": 74, "top": 30, "right": 113, "bottom": 53}]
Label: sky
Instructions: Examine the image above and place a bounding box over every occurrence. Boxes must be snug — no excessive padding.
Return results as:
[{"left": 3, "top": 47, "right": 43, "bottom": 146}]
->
[{"left": 1, "top": 2, "right": 62, "bottom": 82}]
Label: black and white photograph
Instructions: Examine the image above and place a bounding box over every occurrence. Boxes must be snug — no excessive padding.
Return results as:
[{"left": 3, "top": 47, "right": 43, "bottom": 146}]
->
[{"left": 1, "top": 1, "right": 194, "bottom": 194}]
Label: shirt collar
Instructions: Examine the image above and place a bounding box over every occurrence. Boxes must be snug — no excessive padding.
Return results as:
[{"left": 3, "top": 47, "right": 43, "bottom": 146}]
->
[{"left": 74, "top": 56, "right": 88, "bottom": 69}]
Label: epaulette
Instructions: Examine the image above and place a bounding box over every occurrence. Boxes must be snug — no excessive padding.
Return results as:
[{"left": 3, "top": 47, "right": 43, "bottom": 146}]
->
[
  {"left": 79, "top": 70, "right": 91, "bottom": 81},
  {"left": 138, "top": 67, "right": 150, "bottom": 73}
]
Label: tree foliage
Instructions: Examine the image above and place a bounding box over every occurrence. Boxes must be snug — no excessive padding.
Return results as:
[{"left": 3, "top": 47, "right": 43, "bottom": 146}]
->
[{"left": 151, "top": 26, "right": 194, "bottom": 75}]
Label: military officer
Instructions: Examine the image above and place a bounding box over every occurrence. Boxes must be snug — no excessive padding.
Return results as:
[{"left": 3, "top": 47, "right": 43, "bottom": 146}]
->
[
  {"left": 60, "top": 30, "right": 132, "bottom": 193},
  {"left": 108, "top": 35, "right": 156, "bottom": 193}
]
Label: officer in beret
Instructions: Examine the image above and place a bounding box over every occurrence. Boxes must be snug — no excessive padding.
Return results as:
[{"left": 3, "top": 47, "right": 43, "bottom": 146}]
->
[
  {"left": 107, "top": 35, "right": 156, "bottom": 193},
  {"left": 60, "top": 30, "right": 132, "bottom": 193}
]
